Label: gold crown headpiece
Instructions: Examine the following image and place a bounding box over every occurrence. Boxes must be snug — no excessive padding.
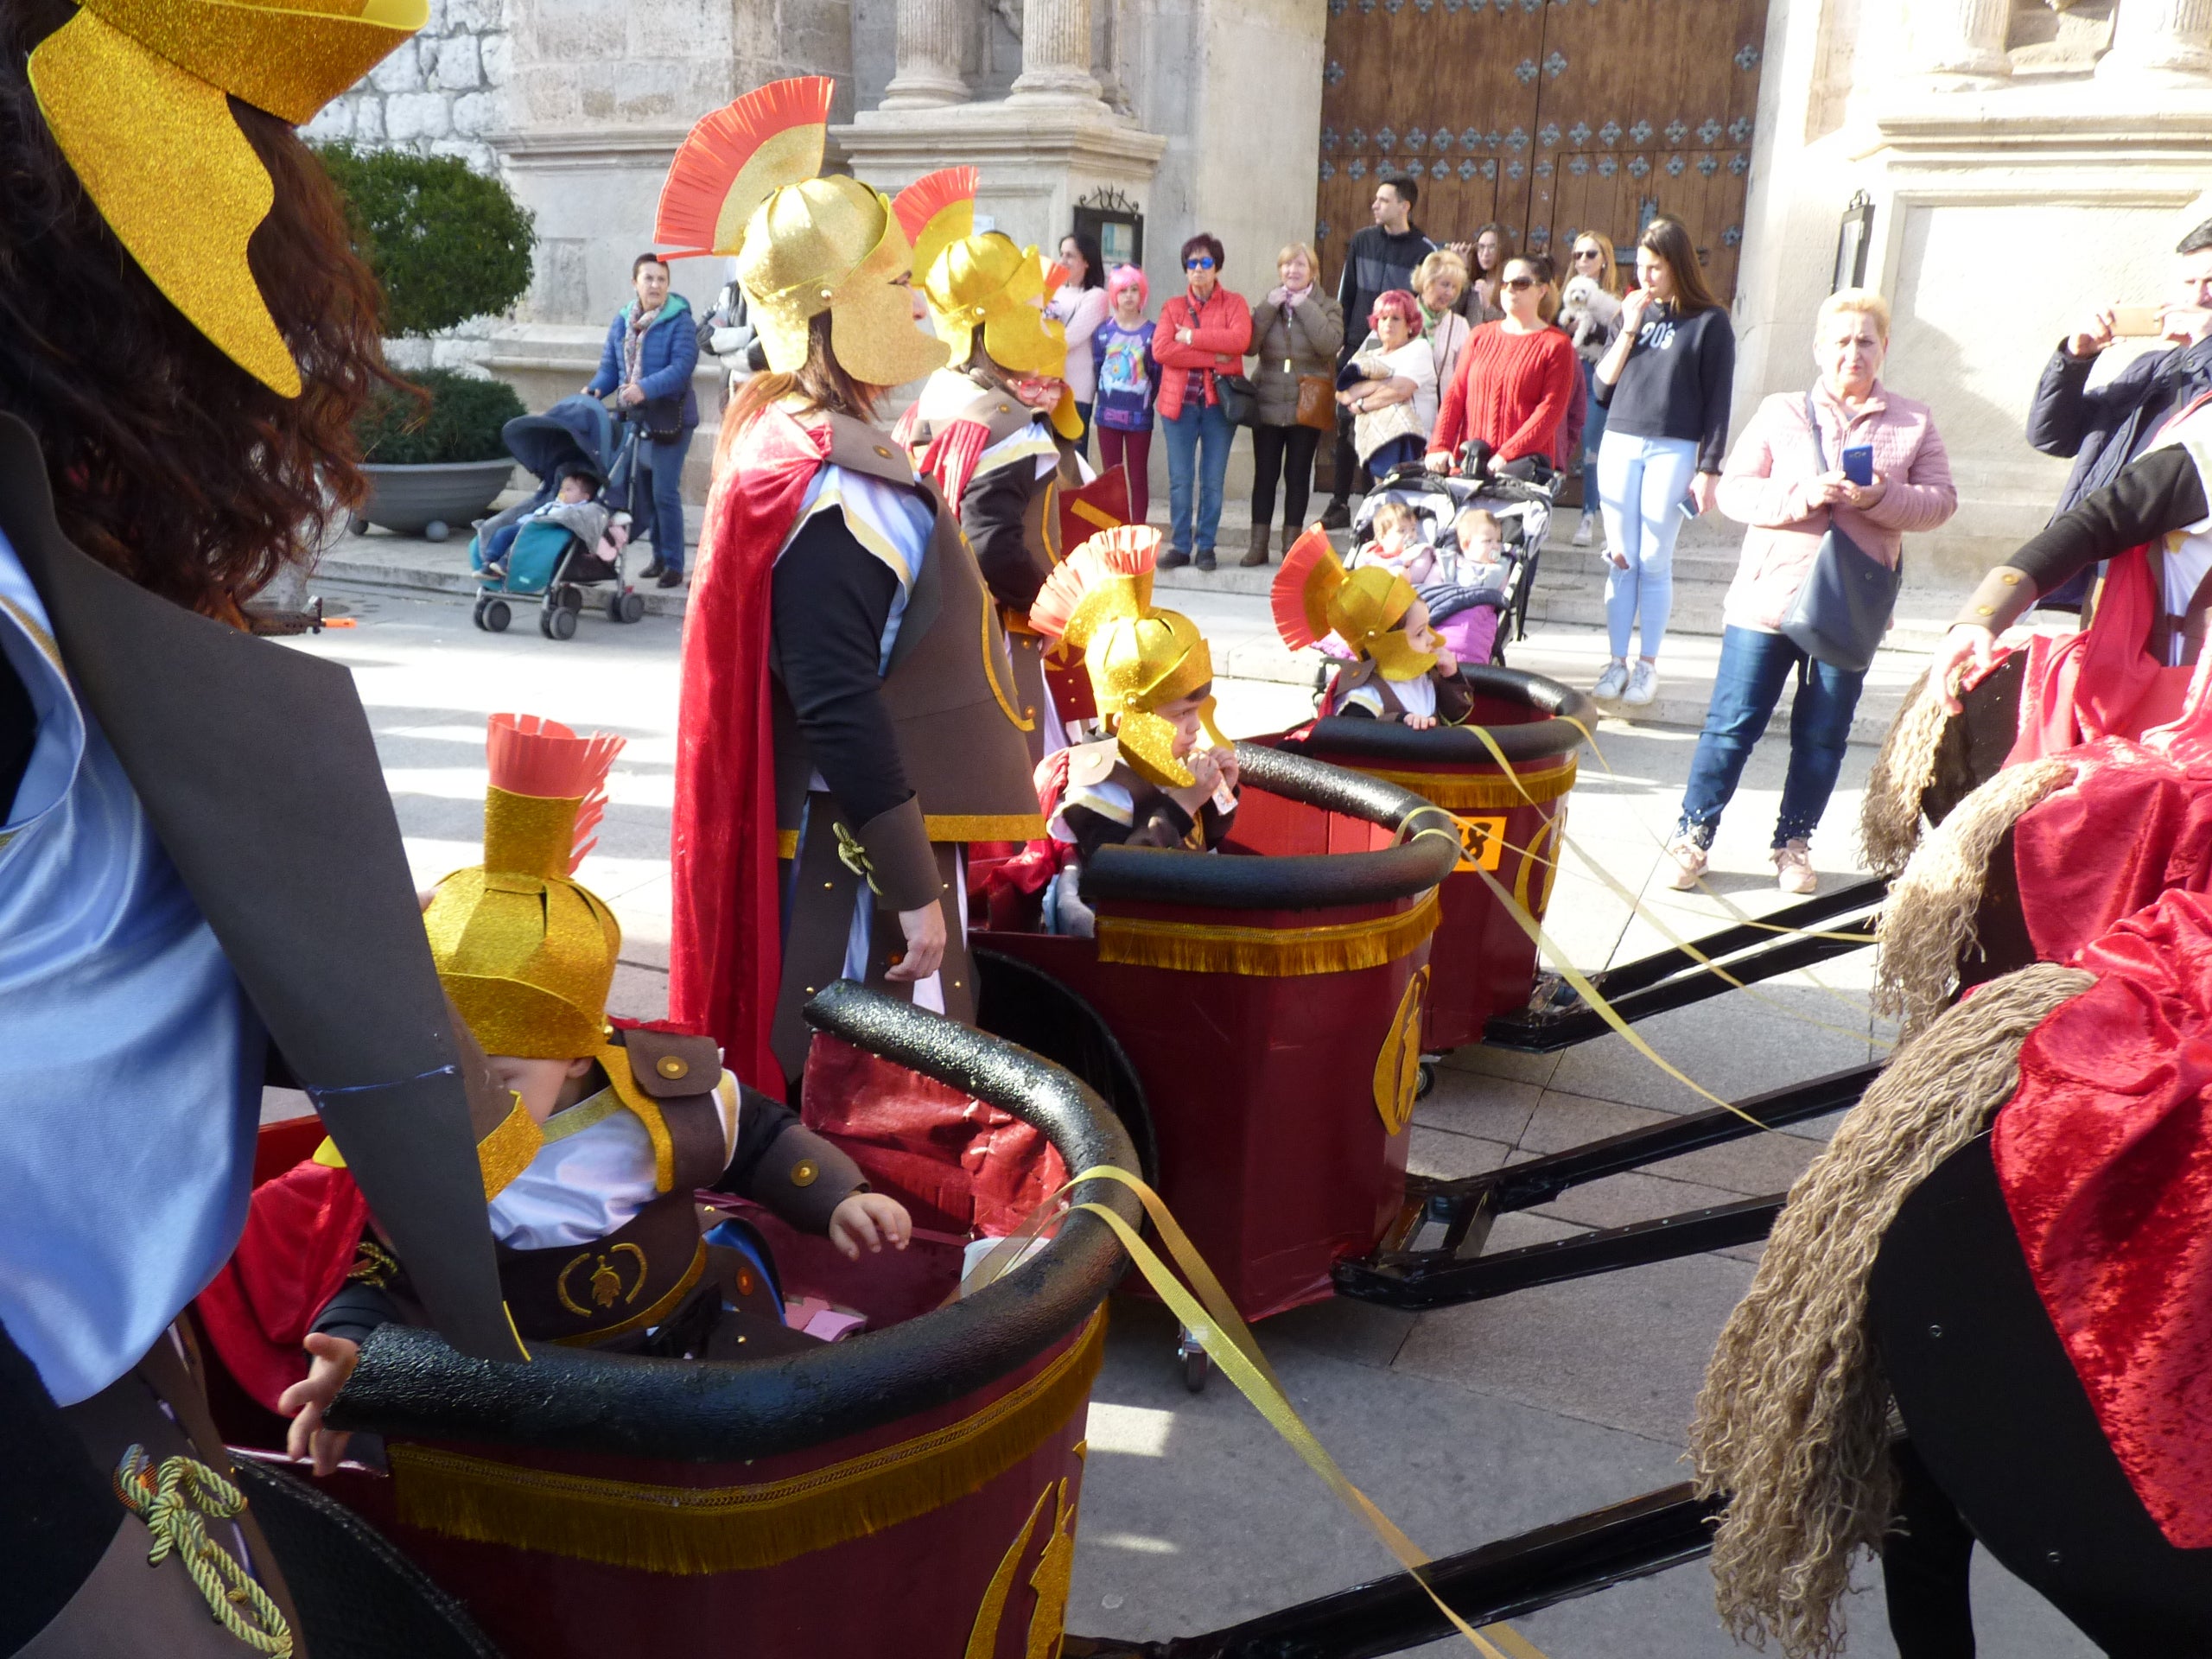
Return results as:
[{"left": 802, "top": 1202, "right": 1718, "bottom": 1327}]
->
[
  {"left": 27, "top": 0, "right": 429, "bottom": 397},
  {"left": 653, "top": 78, "right": 947, "bottom": 388},
  {"left": 1029, "top": 525, "right": 1226, "bottom": 787},
  {"left": 921, "top": 228, "right": 1083, "bottom": 440},
  {"left": 1269, "top": 526, "right": 1439, "bottom": 683}
]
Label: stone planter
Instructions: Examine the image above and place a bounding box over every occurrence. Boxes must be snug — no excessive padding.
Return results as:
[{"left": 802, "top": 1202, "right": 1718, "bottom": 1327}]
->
[{"left": 354, "top": 459, "right": 516, "bottom": 541}]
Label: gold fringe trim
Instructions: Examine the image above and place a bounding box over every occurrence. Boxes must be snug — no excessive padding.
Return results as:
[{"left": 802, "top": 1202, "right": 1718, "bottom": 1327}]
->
[
  {"left": 1689, "top": 963, "right": 2094, "bottom": 1659},
  {"left": 1873, "top": 755, "right": 2074, "bottom": 1039},
  {"left": 1353, "top": 757, "right": 1576, "bottom": 811},
  {"left": 390, "top": 1312, "right": 1105, "bottom": 1575},
  {"left": 474, "top": 1096, "right": 543, "bottom": 1200},
  {"left": 924, "top": 813, "right": 1049, "bottom": 842},
  {"left": 1096, "top": 889, "right": 1440, "bottom": 977}
]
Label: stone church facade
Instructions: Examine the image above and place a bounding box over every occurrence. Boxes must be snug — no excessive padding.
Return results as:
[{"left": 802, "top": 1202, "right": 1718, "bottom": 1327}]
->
[{"left": 313, "top": 0, "right": 2212, "bottom": 572}]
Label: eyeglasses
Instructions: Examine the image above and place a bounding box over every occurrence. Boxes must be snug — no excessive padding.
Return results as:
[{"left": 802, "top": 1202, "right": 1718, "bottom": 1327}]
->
[
  {"left": 1185, "top": 257, "right": 1217, "bottom": 270},
  {"left": 1573, "top": 247, "right": 1603, "bottom": 261},
  {"left": 1503, "top": 275, "right": 1538, "bottom": 289}
]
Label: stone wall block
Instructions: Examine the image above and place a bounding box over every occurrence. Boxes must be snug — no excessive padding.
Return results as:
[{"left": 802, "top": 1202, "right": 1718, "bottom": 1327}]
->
[
  {"left": 302, "top": 100, "right": 354, "bottom": 143},
  {"left": 480, "top": 32, "right": 515, "bottom": 86},
  {"left": 353, "top": 98, "right": 386, "bottom": 143},
  {"left": 433, "top": 34, "right": 484, "bottom": 90},
  {"left": 368, "top": 41, "right": 426, "bottom": 92},
  {"left": 453, "top": 90, "right": 499, "bottom": 136},
  {"left": 385, "top": 91, "right": 454, "bottom": 142}
]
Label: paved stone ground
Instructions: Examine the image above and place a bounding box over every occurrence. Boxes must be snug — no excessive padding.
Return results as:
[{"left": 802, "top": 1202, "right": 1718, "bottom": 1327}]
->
[{"left": 285, "top": 571, "right": 2097, "bottom": 1659}]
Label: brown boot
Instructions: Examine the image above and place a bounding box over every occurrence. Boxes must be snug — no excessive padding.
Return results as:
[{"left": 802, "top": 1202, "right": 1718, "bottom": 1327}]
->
[{"left": 1241, "top": 524, "right": 1271, "bottom": 567}]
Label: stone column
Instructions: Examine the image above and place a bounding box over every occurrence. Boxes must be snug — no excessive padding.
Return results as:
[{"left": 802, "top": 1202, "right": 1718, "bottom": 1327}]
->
[
  {"left": 1008, "top": 0, "right": 1103, "bottom": 104},
  {"left": 880, "top": 0, "right": 972, "bottom": 109},
  {"left": 1911, "top": 0, "right": 2013, "bottom": 80},
  {"left": 2101, "top": 0, "right": 2212, "bottom": 80}
]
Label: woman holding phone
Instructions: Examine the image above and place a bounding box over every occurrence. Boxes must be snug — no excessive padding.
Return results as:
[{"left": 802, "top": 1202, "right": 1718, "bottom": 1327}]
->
[
  {"left": 1662, "top": 289, "right": 1957, "bottom": 895},
  {"left": 1590, "top": 215, "right": 1735, "bottom": 708}
]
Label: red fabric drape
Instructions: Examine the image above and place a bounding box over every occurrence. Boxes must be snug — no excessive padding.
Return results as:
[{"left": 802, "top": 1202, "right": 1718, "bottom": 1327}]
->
[
  {"left": 667, "top": 407, "right": 835, "bottom": 1096},
  {"left": 1993, "top": 887, "right": 2212, "bottom": 1548},
  {"left": 194, "top": 1160, "right": 369, "bottom": 1413}
]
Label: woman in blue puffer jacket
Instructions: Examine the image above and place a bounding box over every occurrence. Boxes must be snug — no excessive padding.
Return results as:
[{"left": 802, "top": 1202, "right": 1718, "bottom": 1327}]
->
[{"left": 585, "top": 251, "right": 700, "bottom": 587}]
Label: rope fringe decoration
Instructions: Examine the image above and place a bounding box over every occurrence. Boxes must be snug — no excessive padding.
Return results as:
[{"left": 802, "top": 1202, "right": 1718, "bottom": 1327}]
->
[
  {"left": 1687, "top": 963, "right": 2094, "bottom": 1659},
  {"left": 1858, "top": 668, "right": 1948, "bottom": 880},
  {"left": 1872, "top": 757, "right": 2074, "bottom": 1039},
  {"left": 112, "top": 1446, "right": 294, "bottom": 1656}
]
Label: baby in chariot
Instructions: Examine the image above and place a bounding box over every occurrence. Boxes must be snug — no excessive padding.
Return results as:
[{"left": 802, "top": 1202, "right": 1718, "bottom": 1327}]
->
[
  {"left": 214, "top": 714, "right": 913, "bottom": 1473},
  {"left": 1274, "top": 528, "right": 1471, "bottom": 730}
]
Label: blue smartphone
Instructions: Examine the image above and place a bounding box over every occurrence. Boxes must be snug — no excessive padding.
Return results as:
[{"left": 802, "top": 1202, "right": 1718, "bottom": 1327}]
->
[{"left": 1842, "top": 443, "right": 1874, "bottom": 486}]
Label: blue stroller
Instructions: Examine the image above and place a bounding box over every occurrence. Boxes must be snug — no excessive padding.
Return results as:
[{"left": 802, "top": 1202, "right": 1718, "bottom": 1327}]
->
[{"left": 467, "top": 395, "right": 647, "bottom": 639}]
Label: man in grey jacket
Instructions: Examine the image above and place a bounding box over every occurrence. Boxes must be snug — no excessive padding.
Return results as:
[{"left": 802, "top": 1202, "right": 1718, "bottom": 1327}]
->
[{"left": 2024, "top": 215, "right": 2212, "bottom": 607}]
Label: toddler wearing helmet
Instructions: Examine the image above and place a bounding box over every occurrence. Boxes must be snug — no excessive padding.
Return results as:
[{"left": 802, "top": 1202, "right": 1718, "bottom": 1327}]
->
[{"left": 1274, "top": 528, "right": 1473, "bottom": 731}]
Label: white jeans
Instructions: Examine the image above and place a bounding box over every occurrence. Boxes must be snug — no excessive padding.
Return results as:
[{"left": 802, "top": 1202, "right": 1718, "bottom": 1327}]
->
[{"left": 1596, "top": 431, "right": 1701, "bottom": 661}]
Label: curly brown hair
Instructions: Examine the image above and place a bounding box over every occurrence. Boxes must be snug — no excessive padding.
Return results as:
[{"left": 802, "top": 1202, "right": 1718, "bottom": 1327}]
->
[{"left": 0, "top": 0, "right": 402, "bottom": 617}]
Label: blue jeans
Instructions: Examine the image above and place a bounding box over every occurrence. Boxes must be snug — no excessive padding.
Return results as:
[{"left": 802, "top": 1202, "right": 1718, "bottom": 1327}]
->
[
  {"left": 1578, "top": 358, "right": 1609, "bottom": 510},
  {"left": 1676, "top": 626, "right": 1868, "bottom": 849},
  {"left": 1597, "top": 430, "right": 1700, "bottom": 661},
  {"left": 632, "top": 425, "right": 695, "bottom": 573},
  {"left": 1162, "top": 399, "right": 1233, "bottom": 556}
]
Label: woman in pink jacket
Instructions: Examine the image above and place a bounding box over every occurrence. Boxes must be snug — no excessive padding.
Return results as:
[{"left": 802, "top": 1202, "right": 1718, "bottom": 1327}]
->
[
  {"left": 1154, "top": 232, "right": 1253, "bottom": 570},
  {"left": 1664, "top": 289, "right": 1958, "bottom": 895}
]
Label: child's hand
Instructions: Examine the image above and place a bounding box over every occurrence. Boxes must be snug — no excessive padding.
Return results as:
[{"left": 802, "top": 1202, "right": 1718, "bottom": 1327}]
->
[
  {"left": 1405, "top": 713, "right": 1439, "bottom": 730},
  {"left": 829, "top": 1192, "right": 912, "bottom": 1260},
  {"left": 1433, "top": 645, "right": 1459, "bottom": 677},
  {"left": 1213, "top": 747, "right": 1241, "bottom": 797},
  {"left": 278, "top": 1332, "right": 359, "bottom": 1478}
]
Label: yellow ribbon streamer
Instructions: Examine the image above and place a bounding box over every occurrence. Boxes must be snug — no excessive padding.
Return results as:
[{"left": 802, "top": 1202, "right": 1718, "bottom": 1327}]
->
[{"left": 1065, "top": 1166, "right": 1554, "bottom": 1659}]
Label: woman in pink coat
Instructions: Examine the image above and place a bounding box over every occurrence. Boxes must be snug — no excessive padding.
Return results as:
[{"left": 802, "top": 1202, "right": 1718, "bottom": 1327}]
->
[{"left": 1664, "top": 289, "right": 1958, "bottom": 895}]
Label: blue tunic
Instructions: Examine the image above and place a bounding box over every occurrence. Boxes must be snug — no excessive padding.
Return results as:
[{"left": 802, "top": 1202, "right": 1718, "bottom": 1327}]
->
[{"left": 0, "top": 528, "right": 260, "bottom": 1405}]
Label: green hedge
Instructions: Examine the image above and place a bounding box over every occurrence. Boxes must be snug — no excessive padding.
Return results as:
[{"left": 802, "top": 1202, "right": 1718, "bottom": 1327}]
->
[
  {"left": 355, "top": 368, "right": 526, "bottom": 465},
  {"left": 317, "top": 146, "right": 536, "bottom": 337}
]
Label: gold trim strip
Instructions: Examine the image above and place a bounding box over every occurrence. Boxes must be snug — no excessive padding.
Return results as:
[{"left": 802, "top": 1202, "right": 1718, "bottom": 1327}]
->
[
  {"left": 1353, "top": 756, "right": 1576, "bottom": 811},
  {"left": 924, "top": 813, "right": 1048, "bottom": 842},
  {"left": 778, "top": 829, "right": 801, "bottom": 860},
  {"left": 475, "top": 1095, "right": 543, "bottom": 1200},
  {"left": 981, "top": 585, "right": 1037, "bottom": 734},
  {"left": 1096, "top": 888, "right": 1440, "bottom": 977},
  {"left": 391, "top": 1312, "right": 1106, "bottom": 1574}
]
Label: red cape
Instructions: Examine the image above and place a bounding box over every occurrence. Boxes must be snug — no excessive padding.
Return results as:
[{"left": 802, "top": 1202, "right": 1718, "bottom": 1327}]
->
[
  {"left": 668, "top": 407, "right": 835, "bottom": 1096},
  {"left": 1993, "top": 887, "right": 2212, "bottom": 1548},
  {"left": 194, "top": 1158, "right": 369, "bottom": 1414}
]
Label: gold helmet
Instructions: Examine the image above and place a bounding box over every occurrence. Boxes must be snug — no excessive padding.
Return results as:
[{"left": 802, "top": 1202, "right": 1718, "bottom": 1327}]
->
[
  {"left": 1029, "top": 526, "right": 1228, "bottom": 788},
  {"left": 1270, "top": 526, "right": 1440, "bottom": 683},
  {"left": 919, "top": 219, "right": 1084, "bottom": 441},
  {"left": 654, "top": 78, "right": 946, "bottom": 388},
  {"left": 26, "top": 0, "right": 429, "bottom": 397},
  {"left": 424, "top": 715, "right": 626, "bottom": 1060}
]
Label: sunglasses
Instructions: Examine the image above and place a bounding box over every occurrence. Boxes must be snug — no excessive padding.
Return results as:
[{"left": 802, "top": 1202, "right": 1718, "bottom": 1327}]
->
[
  {"left": 1573, "top": 247, "right": 1603, "bottom": 260},
  {"left": 1185, "top": 257, "right": 1217, "bottom": 270},
  {"left": 1503, "top": 275, "right": 1539, "bottom": 289}
]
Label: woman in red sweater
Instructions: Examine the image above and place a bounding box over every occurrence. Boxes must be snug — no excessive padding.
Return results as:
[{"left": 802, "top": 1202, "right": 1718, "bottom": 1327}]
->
[
  {"left": 1154, "top": 231, "right": 1253, "bottom": 570},
  {"left": 1426, "top": 256, "right": 1579, "bottom": 476}
]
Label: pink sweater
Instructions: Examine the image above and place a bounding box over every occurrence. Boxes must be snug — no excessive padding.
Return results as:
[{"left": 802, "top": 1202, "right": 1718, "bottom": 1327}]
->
[{"left": 1718, "top": 383, "right": 1959, "bottom": 633}]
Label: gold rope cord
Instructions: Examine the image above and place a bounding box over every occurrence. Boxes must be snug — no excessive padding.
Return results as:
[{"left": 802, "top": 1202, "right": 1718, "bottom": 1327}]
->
[
  {"left": 112, "top": 1446, "right": 293, "bottom": 1656},
  {"left": 1095, "top": 888, "right": 1440, "bottom": 976},
  {"left": 391, "top": 1311, "right": 1103, "bottom": 1574}
]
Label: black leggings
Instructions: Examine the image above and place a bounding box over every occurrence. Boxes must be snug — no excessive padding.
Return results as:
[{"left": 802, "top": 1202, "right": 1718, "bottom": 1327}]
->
[
  {"left": 1251, "top": 423, "right": 1320, "bottom": 532},
  {"left": 1883, "top": 1440, "right": 1979, "bottom": 1657}
]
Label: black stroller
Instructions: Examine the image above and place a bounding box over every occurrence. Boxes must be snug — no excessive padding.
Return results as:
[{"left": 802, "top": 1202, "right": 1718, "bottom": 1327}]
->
[
  {"left": 467, "top": 395, "right": 647, "bottom": 639},
  {"left": 1350, "top": 459, "right": 1561, "bottom": 667}
]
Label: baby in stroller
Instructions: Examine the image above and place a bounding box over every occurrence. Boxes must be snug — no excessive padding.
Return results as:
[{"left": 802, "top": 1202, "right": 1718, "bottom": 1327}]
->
[{"left": 480, "top": 463, "right": 613, "bottom": 581}]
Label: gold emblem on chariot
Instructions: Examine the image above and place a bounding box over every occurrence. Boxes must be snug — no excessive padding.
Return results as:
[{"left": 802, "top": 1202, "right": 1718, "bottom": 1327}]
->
[
  {"left": 1373, "top": 964, "right": 1431, "bottom": 1136},
  {"left": 556, "top": 1242, "right": 648, "bottom": 1318},
  {"left": 1452, "top": 813, "right": 1508, "bottom": 874}
]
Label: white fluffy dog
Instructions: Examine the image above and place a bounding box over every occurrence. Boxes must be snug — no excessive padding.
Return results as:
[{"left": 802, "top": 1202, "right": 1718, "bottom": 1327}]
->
[{"left": 1558, "top": 274, "right": 1623, "bottom": 352}]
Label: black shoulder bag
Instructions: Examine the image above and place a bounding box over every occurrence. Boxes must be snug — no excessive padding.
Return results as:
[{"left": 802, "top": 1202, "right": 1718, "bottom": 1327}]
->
[{"left": 1779, "top": 391, "right": 1900, "bottom": 673}]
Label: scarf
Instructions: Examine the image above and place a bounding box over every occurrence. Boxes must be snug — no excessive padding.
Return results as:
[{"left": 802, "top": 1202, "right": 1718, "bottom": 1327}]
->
[{"left": 623, "top": 299, "right": 666, "bottom": 390}]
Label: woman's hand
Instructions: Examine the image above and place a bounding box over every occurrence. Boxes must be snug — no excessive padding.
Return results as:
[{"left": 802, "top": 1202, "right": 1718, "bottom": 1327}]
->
[
  {"left": 1425, "top": 449, "right": 1456, "bottom": 474},
  {"left": 1930, "top": 623, "right": 1998, "bottom": 715},
  {"left": 886, "top": 902, "right": 947, "bottom": 982},
  {"left": 1176, "top": 327, "right": 1195, "bottom": 345},
  {"left": 1618, "top": 287, "right": 1654, "bottom": 332},
  {"left": 1267, "top": 285, "right": 1291, "bottom": 308},
  {"left": 278, "top": 1333, "right": 360, "bottom": 1478},
  {"left": 1838, "top": 470, "right": 1890, "bottom": 511},
  {"left": 1688, "top": 472, "right": 1720, "bottom": 516},
  {"left": 619, "top": 384, "right": 645, "bottom": 407},
  {"left": 828, "top": 1192, "right": 913, "bottom": 1260}
]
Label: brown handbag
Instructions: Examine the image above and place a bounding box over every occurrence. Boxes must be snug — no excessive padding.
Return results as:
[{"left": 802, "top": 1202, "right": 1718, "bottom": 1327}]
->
[{"left": 1294, "top": 373, "right": 1336, "bottom": 431}]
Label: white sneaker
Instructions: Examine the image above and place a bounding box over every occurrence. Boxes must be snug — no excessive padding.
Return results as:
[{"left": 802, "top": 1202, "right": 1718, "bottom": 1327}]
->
[
  {"left": 1773, "top": 839, "right": 1818, "bottom": 896},
  {"left": 1571, "top": 510, "right": 1597, "bottom": 548},
  {"left": 1592, "top": 660, "right": 1629, "bottom": 701},
  {"left": 1664, "top": 836, "right": 1709, "bottom": 891},
  {"left": 1623, "top": 661, "right": 1659, "bottom": 705}
]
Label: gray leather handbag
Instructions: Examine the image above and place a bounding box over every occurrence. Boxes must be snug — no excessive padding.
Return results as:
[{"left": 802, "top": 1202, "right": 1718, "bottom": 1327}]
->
[{"left": 1779, "top": 391, "right": 1899, "bottom": 673}]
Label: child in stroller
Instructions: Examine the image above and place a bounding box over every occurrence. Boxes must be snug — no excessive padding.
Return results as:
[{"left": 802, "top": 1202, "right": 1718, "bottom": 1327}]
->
[
  {"left": 467, "top": 393, "right": 647, "bottom": 640},
  {"left": 1345, "top": 470, "right": 1556, "bottom": 667}
]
